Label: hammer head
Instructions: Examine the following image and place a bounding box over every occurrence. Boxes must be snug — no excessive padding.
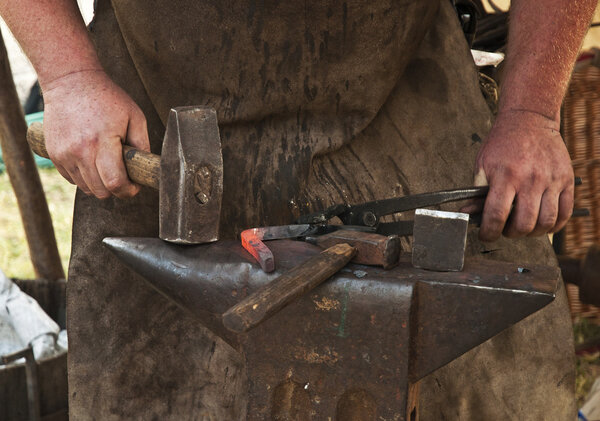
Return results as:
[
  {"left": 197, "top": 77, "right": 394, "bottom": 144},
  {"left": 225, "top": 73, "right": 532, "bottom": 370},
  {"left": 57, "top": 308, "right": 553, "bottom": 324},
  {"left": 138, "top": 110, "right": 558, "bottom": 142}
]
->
[
  {"left": 412, "top": 209, "right": 469, "bottom": 272},
  {"left": 159, "top": 107, "right": 223, "bottom": 244}
]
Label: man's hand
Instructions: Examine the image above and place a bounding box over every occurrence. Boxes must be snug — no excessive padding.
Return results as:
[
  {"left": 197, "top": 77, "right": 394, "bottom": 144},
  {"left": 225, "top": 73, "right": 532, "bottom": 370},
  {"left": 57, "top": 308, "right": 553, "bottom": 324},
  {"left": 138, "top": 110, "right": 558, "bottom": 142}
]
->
[
  {"left": 0, "top": 0, "right": 150, "bottom": 197},
  {"left": 463, "top": 111, "right": 574, "bottom": 242},
  {"left": 458, "top": 0, "right": 596, "bottom": 242},
  {"left": 42, "top": 70, "right": 150, "bottom": 199}
]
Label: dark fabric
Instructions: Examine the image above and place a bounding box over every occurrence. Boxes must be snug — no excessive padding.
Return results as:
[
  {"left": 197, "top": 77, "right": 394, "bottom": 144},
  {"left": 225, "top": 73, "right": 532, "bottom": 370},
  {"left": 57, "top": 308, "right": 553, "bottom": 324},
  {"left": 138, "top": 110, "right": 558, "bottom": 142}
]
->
[
  {"left": 110, "top": 0, "right": 438, "bottom": 236},
  {"left": 66, "top": 0, "right": 576, "bottom": 419}
]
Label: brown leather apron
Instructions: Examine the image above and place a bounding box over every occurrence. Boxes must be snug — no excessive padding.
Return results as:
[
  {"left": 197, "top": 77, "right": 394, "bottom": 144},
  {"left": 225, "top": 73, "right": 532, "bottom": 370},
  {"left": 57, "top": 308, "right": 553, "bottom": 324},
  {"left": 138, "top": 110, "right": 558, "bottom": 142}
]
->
[{"left": 67, "top": 0, "right": 576, "bottom": 418}]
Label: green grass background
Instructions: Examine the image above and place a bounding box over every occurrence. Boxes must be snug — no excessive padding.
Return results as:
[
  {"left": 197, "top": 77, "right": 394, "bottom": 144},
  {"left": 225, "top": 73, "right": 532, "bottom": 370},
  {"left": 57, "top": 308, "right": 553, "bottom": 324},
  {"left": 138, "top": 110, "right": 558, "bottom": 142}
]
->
[{"left": 0, "top": 168, "right": 74, "bottom": 279}]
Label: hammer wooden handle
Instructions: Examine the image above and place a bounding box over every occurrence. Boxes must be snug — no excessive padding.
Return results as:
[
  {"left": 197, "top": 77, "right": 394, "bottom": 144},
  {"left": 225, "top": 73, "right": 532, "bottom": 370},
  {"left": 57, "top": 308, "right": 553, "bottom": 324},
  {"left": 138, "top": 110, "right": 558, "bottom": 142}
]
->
[
  {"left": 223, "top": 243, "right": 356, "bottom": 333},
  {"left": 27, "top": 122, "right": 161, "bottom": 189}
]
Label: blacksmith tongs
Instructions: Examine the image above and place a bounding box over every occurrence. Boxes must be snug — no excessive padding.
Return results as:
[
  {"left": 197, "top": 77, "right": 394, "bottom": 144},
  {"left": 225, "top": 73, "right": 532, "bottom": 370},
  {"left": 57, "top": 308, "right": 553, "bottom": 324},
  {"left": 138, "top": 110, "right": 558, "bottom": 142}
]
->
[{"left": 242, "top": 178, "right": 586, "bottom": 272}]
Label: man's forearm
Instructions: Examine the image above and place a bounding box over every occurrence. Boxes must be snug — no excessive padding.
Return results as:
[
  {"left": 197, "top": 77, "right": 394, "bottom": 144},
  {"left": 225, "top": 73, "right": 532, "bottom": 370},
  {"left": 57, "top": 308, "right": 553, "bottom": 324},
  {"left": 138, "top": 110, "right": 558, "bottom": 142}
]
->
[
  {"left": 0, "top": 0, "right": 101, "bottom": 88},
  {"left": 470, "top": 0, "right": 597, "bottom": 241},
  {"left": 500, "top": 0, "right": 597, "bottom": 123}
]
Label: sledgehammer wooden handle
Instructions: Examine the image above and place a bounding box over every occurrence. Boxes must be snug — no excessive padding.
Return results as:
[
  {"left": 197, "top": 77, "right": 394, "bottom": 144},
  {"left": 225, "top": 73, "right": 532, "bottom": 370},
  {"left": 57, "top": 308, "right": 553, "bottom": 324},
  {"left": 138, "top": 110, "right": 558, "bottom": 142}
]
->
[
  {"left": 223, "top": 243, "right": 356, "bottom": 333},
  {"left": 27, "top": 122, "right": 161, "bottom": 189}
]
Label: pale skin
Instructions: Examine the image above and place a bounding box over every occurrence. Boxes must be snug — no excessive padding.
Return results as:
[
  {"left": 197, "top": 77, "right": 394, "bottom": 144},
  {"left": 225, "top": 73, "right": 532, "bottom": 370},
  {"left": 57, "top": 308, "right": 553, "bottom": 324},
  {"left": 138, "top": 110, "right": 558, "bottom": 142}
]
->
[{"left": 0, "top": 0, "right": 596, "bottom": 241}]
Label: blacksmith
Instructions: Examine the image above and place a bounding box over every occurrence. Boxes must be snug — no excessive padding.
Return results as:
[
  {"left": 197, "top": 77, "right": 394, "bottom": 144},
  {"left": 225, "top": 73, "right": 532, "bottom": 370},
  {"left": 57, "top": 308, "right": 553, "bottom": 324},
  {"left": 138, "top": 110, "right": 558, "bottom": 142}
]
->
[{"left": 0, "top": 0, "right": 595, "bottom": 419}]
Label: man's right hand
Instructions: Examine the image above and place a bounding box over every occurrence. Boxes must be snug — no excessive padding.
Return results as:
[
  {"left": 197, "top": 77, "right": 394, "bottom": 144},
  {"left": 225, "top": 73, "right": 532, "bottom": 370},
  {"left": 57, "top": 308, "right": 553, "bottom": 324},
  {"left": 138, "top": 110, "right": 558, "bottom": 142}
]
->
[{"left": 42, "top": 69, "right": 150, "bottom": 199}]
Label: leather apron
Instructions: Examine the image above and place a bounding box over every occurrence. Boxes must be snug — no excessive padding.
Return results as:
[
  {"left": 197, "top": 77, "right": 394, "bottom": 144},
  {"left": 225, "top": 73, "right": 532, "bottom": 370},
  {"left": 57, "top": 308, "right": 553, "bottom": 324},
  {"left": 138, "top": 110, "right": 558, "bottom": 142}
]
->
[{"left": 66, "top": 0, "right": 576, "bottom": 418}]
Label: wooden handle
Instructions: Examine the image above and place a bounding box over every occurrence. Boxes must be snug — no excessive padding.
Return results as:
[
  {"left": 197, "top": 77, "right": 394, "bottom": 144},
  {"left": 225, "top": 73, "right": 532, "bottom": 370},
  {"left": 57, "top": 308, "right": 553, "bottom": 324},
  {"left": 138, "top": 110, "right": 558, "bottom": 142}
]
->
[
  {"left": 222, "top": 243, "right": 356, "bottom": 333},
  {"left": 308, "top": 230, "right": 401, "bottom": 269},
  {"left": 26, "top": 122, "right": 161, "bottom": 189}
]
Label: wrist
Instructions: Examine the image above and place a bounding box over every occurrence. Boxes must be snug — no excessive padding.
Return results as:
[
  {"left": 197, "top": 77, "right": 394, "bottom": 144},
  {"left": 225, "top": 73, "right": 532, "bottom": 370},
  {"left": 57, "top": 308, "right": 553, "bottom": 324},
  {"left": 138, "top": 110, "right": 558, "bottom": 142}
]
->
[
  {"left": 41, "top": 68, "right": 110, "bottom": 102},
  {"left": 40, "top": 66, "right": 106, "bottom": 93},
  {"left": 495, "top": 108, "right": 561, "bottom": 132}
]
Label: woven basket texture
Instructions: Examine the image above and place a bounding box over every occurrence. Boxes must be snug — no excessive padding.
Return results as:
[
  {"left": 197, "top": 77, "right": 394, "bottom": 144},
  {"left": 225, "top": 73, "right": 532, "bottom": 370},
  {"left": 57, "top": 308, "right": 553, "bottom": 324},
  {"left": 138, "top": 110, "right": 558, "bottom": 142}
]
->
[{"left": 561, "top": 53, "right": 600, "bottom": 320}]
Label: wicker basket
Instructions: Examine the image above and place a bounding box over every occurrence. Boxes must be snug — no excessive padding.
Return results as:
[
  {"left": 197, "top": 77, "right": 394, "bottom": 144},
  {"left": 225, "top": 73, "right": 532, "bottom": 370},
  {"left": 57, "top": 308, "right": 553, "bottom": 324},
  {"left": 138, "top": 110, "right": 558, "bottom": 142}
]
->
[{"left": 561, "top": 50, "right": 600, "bottom": 321}]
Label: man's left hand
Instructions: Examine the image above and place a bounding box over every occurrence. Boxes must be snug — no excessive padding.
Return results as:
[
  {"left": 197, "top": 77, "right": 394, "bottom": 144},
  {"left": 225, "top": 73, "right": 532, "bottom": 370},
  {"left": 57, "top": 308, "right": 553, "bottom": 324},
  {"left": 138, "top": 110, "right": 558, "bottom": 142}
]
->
[{"left": 461, "top": 110, "right": 574, "bottom": 242}]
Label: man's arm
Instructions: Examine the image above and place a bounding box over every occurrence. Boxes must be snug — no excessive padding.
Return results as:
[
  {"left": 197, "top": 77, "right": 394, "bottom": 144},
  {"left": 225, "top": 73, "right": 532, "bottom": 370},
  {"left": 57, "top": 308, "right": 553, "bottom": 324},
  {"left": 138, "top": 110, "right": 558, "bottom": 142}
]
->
[
  {"left": 466, "top": 0, "right": 597, "bottom": 241},
  {"left": 0, "top": 0, "right": 149, "bottom": 198}
]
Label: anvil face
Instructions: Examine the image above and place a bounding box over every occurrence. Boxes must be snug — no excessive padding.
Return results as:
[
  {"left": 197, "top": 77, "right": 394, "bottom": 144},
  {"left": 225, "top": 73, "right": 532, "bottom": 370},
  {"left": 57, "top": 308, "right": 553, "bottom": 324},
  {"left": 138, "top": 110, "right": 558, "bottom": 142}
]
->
[{"left": 104, "top": 238, "right": 558, "bottom": 420}]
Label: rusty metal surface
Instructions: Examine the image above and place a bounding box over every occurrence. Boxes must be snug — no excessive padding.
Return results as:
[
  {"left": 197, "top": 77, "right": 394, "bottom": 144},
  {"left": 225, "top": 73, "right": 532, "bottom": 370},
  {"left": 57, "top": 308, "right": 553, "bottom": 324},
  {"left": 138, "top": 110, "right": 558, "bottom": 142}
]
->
[
  {"left": 103, "top": 237, "right": 559, "bottom": 420},
  {"left": 159, "top": 107, "right": 223, "bottom": 244}
]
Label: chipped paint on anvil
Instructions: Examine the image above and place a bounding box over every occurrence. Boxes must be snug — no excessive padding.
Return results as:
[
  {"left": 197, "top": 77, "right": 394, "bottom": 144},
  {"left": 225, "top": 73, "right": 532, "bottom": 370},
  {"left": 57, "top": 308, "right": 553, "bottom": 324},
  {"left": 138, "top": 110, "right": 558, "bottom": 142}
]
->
[
  {"left": 292, "top": 346, "right": 340, "bottom": 366},
  {"left": 313, "top": 296, "right": 340, "bottom": 311}
]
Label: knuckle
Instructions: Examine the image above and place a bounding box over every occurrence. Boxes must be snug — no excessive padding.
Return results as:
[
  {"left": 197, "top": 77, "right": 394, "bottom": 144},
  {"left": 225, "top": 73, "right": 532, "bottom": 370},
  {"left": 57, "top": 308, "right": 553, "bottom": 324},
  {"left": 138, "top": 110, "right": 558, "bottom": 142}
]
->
[
  {"left": 115, "top": 186, "right": 139, "bottom": 199},
  {"left": 539, "top": 212, "right": 558, "bottom": 230},
  {"left": 486, "top": 208, "right": 506, "bottom": 226},
  {"left": 500, "top": 165, "right": 518, "bottom": 180},
  {"left": 514, "top": 218, "right": 536, "bottom": 235},
  {"left": 104, "top": 175, "right": 126, "bottom": 192},
  {"left": 538, "top": 218, "right": 555, "bottom": 231},
  {"left": 136, "top": 111, "right": 147, "bottom": 125},
  {"left": 70, "top": 137, "right": 93, "bottom": 159}
]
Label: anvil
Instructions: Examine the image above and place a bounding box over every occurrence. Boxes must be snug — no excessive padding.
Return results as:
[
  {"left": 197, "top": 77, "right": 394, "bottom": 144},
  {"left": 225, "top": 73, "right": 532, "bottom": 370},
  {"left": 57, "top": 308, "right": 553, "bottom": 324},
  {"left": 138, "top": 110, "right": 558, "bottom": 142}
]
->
[{"left": 104, "top": 237, "right": 559, "bottom": 420}]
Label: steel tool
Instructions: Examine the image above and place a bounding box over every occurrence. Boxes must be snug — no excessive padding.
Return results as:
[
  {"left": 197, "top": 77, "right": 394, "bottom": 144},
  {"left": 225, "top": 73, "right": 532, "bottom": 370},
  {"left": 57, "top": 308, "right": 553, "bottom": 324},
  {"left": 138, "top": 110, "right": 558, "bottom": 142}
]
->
[
  {"left": 240, "top": 185, "right": 487, "bottom": 272},
  {"left": 27, "top": 106, "right": 223, "bottom": 244},
  {"left": 242, "top": 179, "right": 587, "bottom": 271},
  {"left": 298, "top": 177, "right": 584, "bottom": 230},
  {"left": 241, "top": 225, "right": 398, "bottom": 272},
  {"left": 412, "top": 209, "right": 470, "bottom": 271},
  {"left": 103, "top": 237, "right": 560, "bottom": 420}
]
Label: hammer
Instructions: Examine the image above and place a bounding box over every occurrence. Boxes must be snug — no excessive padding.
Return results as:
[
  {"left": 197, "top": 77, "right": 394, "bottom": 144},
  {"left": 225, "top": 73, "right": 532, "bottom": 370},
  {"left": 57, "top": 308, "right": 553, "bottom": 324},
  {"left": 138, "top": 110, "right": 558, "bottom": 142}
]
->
[{"left": 27, "top": 106, "right": 223, "bottom": 244}]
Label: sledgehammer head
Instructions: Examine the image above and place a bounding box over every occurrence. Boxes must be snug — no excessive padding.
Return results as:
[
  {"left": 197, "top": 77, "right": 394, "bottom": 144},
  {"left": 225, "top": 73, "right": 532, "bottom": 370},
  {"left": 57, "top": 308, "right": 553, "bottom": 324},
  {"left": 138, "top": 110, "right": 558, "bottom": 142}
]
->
[
  {"left": 159, "top": 107, "right": 223, "bottom": 244},
  {"left": 412, "top": 209, "right": 469, "bottom": 272}
]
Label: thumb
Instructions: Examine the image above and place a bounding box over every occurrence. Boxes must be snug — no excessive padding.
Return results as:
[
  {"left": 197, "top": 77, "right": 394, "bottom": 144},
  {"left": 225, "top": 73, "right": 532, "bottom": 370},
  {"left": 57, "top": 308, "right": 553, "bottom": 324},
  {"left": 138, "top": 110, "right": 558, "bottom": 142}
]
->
[{"left": 126, "top": 109, "right": 151, "bottom": 152}]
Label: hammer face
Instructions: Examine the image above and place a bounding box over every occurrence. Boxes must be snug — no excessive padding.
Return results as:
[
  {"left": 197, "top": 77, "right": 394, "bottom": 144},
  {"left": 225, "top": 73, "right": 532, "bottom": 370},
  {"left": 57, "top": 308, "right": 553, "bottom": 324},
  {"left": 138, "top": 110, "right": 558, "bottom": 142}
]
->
[
  {"left": 412, "top": 209, "right": 469, "bottom": 271},
  {"left": 159, "top": 107, "right": 223, "bottom": 244}
]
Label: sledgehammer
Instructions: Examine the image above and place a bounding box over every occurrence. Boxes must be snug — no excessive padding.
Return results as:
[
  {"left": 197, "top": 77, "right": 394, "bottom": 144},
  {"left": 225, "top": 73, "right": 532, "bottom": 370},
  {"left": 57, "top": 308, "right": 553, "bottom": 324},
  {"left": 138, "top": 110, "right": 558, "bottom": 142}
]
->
[{"left": 27, "top": 106, "right": 223, "bottom": 244}]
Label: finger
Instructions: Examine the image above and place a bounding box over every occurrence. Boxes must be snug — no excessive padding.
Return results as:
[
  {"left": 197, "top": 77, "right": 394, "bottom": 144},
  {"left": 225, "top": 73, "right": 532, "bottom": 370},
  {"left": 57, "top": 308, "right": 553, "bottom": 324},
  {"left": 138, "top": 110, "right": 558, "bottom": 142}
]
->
[
  {"left": 67, "top": 166, "right": 92, "bottom": 195},
  {"left": 479, "top": 183, "right": 516, "bottom": 242},
  {"left": 126, "top": 109, "right": 150, "bottom": 152},
  {"left": 54, "top": 165, "right": 75, "bottom": 185},
  {"left": 551, "top": 186, "right": 575, "bottom": 233},
  {"left": 503, "top": 189, "right": 543, "bottom": 238},
  {"left": 460, "top": 198, "right": 485, "bottom": 214},
  {"left": 96, "top": 135, "right": 140, "bottom": 199},
  {"left": 528, "top": 189, "right": 559, "bottom": 237},
  {"left": 78, "top": 154, "right": 112, "bottom": 199}
]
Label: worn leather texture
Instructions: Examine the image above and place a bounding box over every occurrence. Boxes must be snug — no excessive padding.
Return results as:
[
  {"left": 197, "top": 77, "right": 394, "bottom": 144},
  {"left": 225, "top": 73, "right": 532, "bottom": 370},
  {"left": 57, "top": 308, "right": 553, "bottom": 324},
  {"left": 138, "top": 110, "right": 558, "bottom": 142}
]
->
[{"left": 66, "top": 0, "right": 576, "bottom": 419}]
